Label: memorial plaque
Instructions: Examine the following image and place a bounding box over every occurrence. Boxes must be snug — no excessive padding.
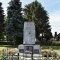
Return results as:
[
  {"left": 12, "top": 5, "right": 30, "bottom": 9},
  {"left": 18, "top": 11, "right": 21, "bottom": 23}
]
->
[{"left": 23, "top": 22, "right": 35, "bottom": 44}]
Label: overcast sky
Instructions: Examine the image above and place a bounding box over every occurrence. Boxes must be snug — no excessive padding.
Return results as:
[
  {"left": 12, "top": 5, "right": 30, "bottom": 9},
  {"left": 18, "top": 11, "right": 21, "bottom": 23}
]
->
[{"left": 0, "top": 0, "right": 60, "bottom": 35}]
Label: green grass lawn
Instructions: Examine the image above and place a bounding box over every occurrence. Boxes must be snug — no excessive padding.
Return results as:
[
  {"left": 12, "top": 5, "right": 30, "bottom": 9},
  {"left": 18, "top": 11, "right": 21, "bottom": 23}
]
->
[{"left": 0, "top": 45, "right": 15, "bottom": 50}]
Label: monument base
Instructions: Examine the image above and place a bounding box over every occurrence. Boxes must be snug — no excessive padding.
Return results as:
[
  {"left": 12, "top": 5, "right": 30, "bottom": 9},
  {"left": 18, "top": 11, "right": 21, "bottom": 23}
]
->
[
  {"left": 18, "top": 44, "right": 42, "bottom": 59},
  {"left": 18, "top": 44, "right": 41, "bottom": 54}
]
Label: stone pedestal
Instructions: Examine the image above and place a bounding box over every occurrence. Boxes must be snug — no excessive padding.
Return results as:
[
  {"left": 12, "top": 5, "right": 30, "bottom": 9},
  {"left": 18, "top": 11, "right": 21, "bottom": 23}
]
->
[{"left": 18, "top": 44, "right": 41, "bottom": 54}]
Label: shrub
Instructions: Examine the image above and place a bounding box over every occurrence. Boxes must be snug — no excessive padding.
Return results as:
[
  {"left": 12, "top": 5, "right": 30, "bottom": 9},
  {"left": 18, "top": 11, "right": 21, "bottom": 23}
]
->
[
  {"left": 42, "top": 51, "right": 57, "bottom": 57},
  {"left": 51, "top": 41, "right": 60, "bottom": 46},
  {"left": 0, "top": 42, "right": 13, "bottom": 45}
]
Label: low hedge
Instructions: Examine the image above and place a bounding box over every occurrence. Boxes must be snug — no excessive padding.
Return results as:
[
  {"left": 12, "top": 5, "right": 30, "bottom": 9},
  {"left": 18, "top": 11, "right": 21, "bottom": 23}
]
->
[{"left": 0, "top": 41, "right": 13, "bottom": 45}]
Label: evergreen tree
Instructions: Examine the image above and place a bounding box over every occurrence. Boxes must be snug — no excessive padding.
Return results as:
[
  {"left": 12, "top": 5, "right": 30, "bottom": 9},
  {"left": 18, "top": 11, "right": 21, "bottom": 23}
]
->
[
  {"left": 23, "top": 0, "right": 52, "bottom": 42},
  {"left": 0, "top": 2, "right": 4, "bottom": 41},
  {"left": 6, "top": 0, "right": 24, "bottom": 45}
]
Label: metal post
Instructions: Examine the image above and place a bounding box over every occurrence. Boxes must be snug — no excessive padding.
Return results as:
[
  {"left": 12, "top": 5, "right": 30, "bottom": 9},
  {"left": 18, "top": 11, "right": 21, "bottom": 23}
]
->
[
  {"left": 12, "top": 54, "right": 13, "bottom": 60},
  {"left": 31, "top": 46, "right": 33, "bottom": 60},
  {"left": 18, "top": 53, "right": 19, "bottom": 60}
]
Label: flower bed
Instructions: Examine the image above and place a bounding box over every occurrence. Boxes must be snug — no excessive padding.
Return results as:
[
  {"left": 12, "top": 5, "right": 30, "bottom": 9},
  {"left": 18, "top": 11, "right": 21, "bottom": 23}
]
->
[
  {"left": 42, "top": 51, "right": 57, "bottom": 57},
  {"left": 42, "top": 50, "right": 60, "bottom": 60}
]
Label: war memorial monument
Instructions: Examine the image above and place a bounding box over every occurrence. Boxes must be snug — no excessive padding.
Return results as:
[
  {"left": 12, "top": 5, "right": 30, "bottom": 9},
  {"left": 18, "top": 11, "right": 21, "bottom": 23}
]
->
[{"left": 18, "top": 22, "right": 42, "bottom": 60}]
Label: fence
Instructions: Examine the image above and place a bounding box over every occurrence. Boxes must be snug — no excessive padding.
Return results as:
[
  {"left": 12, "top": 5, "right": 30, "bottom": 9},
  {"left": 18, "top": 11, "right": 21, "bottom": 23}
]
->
[{"left": 0, "top": 48, "right": 60, "bottom": 60}]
